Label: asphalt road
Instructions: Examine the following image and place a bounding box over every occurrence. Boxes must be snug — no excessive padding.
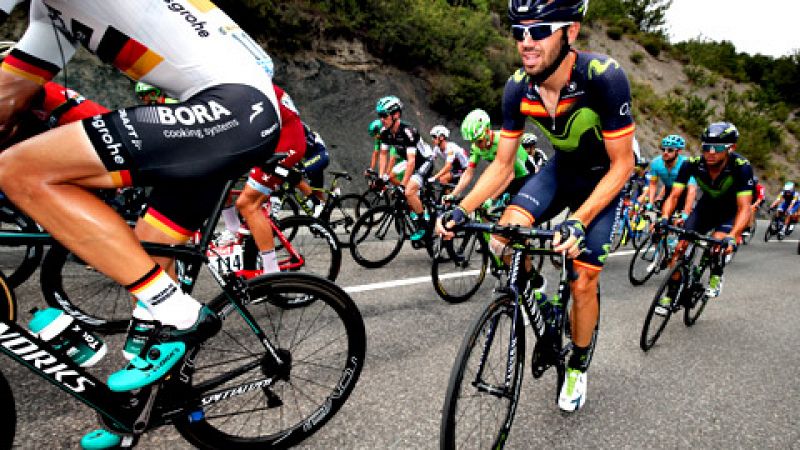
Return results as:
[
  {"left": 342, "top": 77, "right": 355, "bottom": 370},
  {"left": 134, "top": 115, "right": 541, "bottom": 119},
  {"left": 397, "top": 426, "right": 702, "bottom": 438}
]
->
[{"left": 5, "top": 220, "right": 799, "bottom": 448}]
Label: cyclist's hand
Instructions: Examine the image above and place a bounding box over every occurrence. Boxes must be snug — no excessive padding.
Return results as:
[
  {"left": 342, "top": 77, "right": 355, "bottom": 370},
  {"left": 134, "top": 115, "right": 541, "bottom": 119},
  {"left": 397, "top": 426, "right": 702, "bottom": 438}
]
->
[
  {"left": 437, "top": 206, "right": 468, "bottom": 240},
  {"left": 553, "top": 218, "right": 586, "bottom": 259},
  {"left": 719, "top": 236, "right": 737, "bottom": 255},
  {"left": 428, "top": 176, "right": 437, "bottom": 183}
]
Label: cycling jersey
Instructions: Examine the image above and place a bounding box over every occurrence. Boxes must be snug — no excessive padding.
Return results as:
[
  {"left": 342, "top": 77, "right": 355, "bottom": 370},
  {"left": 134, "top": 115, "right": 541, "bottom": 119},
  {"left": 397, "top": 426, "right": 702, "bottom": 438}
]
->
[
  {"left": 775, "top": 189, "right": 799, "bottom": 213},
  {"left": 33, "top": 81, "right": 109, "bottom": 127},
  {"left": 468, "top": 132, "right": 530, "bottom": 179},
  {"left": 437, "top": 141, "right": 469, "bottom": 174},
  {"left": 752, "top": 183, "right": 765, "bottom": 204},
  {"left": 504, "top": 51, "right": 635, "bottom": 271},
  {"left": 379, "top": 121, "right": 433, "bottom": 161},
  {"left": 649, "top": 155, "right": 696, "bottom": 189}
]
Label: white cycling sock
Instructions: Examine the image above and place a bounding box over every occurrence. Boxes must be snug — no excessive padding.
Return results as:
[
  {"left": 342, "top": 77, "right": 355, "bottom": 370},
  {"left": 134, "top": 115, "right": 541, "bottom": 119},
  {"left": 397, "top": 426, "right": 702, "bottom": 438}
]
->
[
  {"left": 128, "top": 265, "right": 201, "bottom": 330},
  {"left": 261, "top": 249, "right": 280, "bottom": 273},
  {"left": 221, "top": 206, "right": 242, "bottom": 233},
  {"left": 132, "top": 301, "right": 155, "bottom": 321}
]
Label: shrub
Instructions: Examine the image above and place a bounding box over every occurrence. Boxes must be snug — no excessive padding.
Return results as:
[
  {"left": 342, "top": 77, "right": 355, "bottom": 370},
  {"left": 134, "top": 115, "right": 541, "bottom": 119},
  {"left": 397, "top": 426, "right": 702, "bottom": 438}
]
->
[
  {"left": 630, "top": 52, "right": 644, "bottom": 65},
  {"left": 606, "top": 26, "right": 623, "bottom": 40}
]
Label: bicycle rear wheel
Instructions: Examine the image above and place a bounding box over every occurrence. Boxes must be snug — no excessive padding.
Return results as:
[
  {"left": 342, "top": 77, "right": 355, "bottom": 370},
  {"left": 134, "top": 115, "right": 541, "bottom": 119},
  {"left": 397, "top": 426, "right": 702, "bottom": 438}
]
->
[
  {"left": 276, "top": 215, "right": 341, "bottom": 281},
  {"left": 39, "top": 244, "right": 130, "bottom": 334},
  {"left": 631, "top": 216, "right": 652, "bottom": 249},
  {"left": 325, "top": 193, "right": 366, "bottom": 249},
  {"left": 628, "top": 235, "right": 662, "bottom": 286},
  {"left": 176, "top": 273, "right": 365, "bottom": 449},
  {"left": 349, "top": 205, "right": 405, "bottom": 268},
  {"left": 0, "top": 203, "right": 44, "bottom": 289},
  {"left": 640, "top": 265, "right": 684, "bottom": 351},
  {"left": 440, "top": 294, "right": 524, "bottom": 449},
  {"left": 431, "top": 230, "right": 489, "bottom": 303}
]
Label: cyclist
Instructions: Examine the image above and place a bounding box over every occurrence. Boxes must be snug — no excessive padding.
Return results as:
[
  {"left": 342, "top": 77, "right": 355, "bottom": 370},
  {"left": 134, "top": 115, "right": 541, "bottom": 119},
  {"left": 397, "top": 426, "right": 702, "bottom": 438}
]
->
[
  {"left": 0, "top": 5, "right": 281, "bottom": 447},
  {"left": 428, "top": 125, "right": 469, "bottom": 186},
  {"left": 647, "top": 134, "right": 698, "bottom": 220},
  {"left": 768, "top": 181, "right": 799, "bottom": 237},
  {"left": 744, "top": 176, "right": 765, "bottom": 239},
  {"left": 446, "top": 109, "right": 531, "bottom": 209},
  {"left": 376, "top": 95, "right": 435, "bottom": 241},
  {"left": 367, "top": 118, "right": 383, "bottom": 173},
  {"left": 657, "top": 121, "right": 753, "bottom": 304},
  {"left": 296, "top": 123, "right": 331, "bottom": 215},
  {"left": 439, "top": 0, "right": 634, "bottom": 413},
  {"left": 520, "top": 132, "right": 548, "bottom": 174}
]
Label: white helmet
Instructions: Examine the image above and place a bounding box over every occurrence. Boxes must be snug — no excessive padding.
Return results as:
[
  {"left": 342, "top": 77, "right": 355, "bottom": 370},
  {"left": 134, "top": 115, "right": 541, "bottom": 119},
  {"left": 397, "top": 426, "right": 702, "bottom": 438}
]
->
[{"left": 430, "top": 125, "right": 449, "bottom": 139}]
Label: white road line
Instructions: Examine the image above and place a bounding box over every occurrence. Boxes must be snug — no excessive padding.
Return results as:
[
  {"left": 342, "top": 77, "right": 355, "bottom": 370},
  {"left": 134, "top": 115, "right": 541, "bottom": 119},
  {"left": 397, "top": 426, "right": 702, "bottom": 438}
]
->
[{"left": 343, "top": 248, "right": 637, "bottom": 293}]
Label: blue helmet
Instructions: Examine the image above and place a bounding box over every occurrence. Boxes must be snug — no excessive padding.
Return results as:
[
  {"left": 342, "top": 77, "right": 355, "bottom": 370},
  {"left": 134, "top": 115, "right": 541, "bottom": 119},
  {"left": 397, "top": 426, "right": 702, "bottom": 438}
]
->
[{"left": 661, "top": 134, "right": 686, "bottom": 150}]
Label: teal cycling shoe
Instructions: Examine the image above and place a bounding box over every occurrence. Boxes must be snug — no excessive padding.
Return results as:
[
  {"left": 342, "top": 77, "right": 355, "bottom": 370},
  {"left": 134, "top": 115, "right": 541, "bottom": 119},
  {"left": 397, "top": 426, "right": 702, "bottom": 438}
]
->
[
  {"left": 80, "top": 429, "right": 121, "bottom": 449},
  {"left": 108, "top": 306, "right": 220, "bottom": 392}
]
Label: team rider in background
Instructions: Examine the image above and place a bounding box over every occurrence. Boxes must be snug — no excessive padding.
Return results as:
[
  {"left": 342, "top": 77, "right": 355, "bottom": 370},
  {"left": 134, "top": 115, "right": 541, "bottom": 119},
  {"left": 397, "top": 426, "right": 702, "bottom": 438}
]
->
[
  {"left": 520, "top": 132, "right": 548, "bottom": 174},
  {"left": 376, "top": 95, "right": 435, "bottom": 241},
  {"left": 768, "top": 181, "right": 799, "bottom": 237},
  {"left": 438, "top": 0, "right": 635, "bottom": 413},
  {"left": 647, "top": 134, "right": 697, "bottom": 219},
  {"left": 0, "top": 1, "right": 281, "bottom": 447},
  {"left": 428, "top": 125, "right": 469, "bottom": 186}
]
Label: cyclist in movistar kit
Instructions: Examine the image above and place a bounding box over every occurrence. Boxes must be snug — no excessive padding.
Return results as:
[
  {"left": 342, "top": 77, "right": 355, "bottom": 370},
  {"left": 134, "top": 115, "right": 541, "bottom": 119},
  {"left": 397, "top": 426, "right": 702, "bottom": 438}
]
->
[
  {"left": 768, "top": 181, "right": 799, "bottom": 237},
  {"left": 438, "top": 0, "right": 635, "bottom": 413},
  {"left": 446, "top": 109, "right": 531, "bottom": 206},
  {"left": 367, "top": 118, "right": 383, "bottom": 173},
  {"left": 658, "top": 122, "right": 753, "bottom": 302},
  {"left": 376, "top": 95, "right": 436, "bottom": 240},
  {"left": 428, "top": 125, "right": 469, "bottom": 186},
  {"left": 520, "top": 132, "right": 548, "bottom": 174},
  {"left": 647, "top": 134, "right": 697, "bottom": 220},
  {"left": 0, "top": 2, "right": 281, "bottom": 446}
]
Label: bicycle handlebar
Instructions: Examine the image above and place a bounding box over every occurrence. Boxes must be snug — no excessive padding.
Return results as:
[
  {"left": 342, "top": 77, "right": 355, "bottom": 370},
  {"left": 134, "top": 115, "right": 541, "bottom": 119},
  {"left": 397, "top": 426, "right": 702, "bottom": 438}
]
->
[
  {"left": 459, "top": 221, "right": 557, "bottom": 241},
  {"left": 657, "top": 224, "right": 724, "bottom": 246}
]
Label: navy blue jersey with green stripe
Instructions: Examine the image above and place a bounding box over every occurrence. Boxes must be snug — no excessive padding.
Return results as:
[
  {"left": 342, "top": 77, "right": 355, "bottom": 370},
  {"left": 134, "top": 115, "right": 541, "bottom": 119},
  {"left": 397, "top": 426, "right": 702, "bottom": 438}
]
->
[
  {"left": 501, "top": 51, "right": 635, "bottom": 175},
  {"left": 674, "top": 152, "right": 754, "bottom": 203}
]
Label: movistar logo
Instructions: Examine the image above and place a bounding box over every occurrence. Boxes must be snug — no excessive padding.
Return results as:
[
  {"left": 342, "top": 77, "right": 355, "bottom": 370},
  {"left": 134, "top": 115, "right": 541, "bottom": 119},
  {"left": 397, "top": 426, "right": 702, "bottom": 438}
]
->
[
  {"left": 587, "top": 58, "right": 620, "bottom": 80},
  {"left": 696, "top": 175, "right": 734, "bottom": 199},
  {"left": 534, "top": 107, "right": 601, "bottom": 151},
  {"left": 512, "top": 68, "right": 527, "bottom": 83}
]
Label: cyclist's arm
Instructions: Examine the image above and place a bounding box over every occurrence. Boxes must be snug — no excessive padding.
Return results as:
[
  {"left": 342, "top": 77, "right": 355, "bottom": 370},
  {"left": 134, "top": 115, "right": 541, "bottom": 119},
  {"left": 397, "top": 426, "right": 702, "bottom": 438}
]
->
[
  {"left": 450, "top": 165, "right": 475, "bottom": 198},
  {"left": 647, "top": 177, "right": 659, "bottom": 205},
  {"left": 369, "top": 148, "right": 378, "bottom": 171},
  {"left": 401, "top": 148, "right": 415, "bottom": 187},
  {"left": 731, "top": 193, "right": 752, "bottom": 240},
  {"left": 378, "top": 144, "right": 390, "bottom": 177},
  {"left": 459, "top": 135, "right": 518, "bottom": 212},
  {"left": 431, "top": 159, "right": 451, "bottom": 181},
  {"left": 570, "top": 133, "right": 634, "bottom": 226},
  {"left": 682, "top": 184, "right": 697, "bottom": 216}
]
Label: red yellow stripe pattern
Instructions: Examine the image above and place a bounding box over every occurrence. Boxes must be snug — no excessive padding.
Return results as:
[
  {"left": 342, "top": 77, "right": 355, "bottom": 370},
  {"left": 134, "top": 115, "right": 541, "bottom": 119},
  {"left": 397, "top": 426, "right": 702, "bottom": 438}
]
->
[
  {"left": 500, "top": 129, "right": 524, "bottom": 139},
  {"left": 109, "top": 170, "right": 133, "bottom": 188},
  {"left": 520, "top": 97, "right": 578, "bottom": 118},
  {"left": 574, "top": 260, "right": 603, "bottom": 272},
  {"left": 142, "top": 208, "right": 194, "bottom": 241},
  {"left": 128, "top": 266, "right": 164, "bottom": 295},
  {"left": 602, "top": 123, "right": 635, "bottom": 140},
  {"left": 0, "top": 52, "right": 57, "bottom": 85},
  {"left": 506, "top": 205, "right": 534, "bottom": 224}
]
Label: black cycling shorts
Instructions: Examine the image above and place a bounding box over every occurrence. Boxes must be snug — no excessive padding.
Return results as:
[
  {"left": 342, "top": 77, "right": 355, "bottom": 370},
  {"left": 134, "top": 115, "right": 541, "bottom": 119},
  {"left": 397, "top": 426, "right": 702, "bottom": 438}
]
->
[
  {"left": 82, "top": 84, "right": 280, "bottom": 236},
  {"left": 684, "top": 198, "right": 735, "bottom": 235}
]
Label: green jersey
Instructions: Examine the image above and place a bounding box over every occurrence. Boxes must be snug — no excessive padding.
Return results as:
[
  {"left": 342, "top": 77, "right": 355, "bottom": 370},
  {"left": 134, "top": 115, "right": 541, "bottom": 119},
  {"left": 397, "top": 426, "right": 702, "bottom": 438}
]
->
[{"left": 468, "top": 132, "right": 529, "bottom": 179}]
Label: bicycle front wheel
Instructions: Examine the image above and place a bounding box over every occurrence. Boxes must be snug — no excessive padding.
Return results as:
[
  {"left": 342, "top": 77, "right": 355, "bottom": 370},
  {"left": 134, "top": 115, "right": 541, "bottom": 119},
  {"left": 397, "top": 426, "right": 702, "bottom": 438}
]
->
[
  {"left": 325, "top": 193, "right": 367, "bottom": 249},
  {"left": 440, "top": 294, "right": 524, "bottom": 450},
  {"left": 176, "top": 273, "right": 366, "bottom": 449},
  {"left": 349, "top": 205, "right": 405, "bottom": 268},
  {"left": 628, "top": 235, "right": 661, "bottom": 286},
  {"left": 640, "top": 265, "right": 684, "bottom": 351},
  {"left": 276, "top": 216, "right": 341, "bottom": 281},
  {"left": 0, "top": 204, "right": 44, "bottom": 289},
  {"left": 431, "top": 230, "right": 489, "bottom": 303},
  {"left": 0, "top": 367, "right": 15, "bottom": 450}
]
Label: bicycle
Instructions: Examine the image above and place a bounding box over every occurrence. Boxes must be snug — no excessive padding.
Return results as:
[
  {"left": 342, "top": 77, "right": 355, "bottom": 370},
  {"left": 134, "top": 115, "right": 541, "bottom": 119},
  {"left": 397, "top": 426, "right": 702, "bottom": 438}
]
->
[
  {"left": 0, "top": 180, "right": 366, "bottom": 448},
  {"left": 440, "top": 222, "right": 598, "bottom": 449},
  {"left": 39, "top": 179, "right": 341, "bottom": 334},
  {"left": 349, "top": 181, "right": 448, "bottom": 268},
  {"left": 628, "top": 220, "right": 679, "bottom": 286},
  {"left": 270, "top": 171, "right": 367, "bottom": 248},
  {"left": 359, "top": 169, "right": 391, "bottom": 213},
  {"left": 640, "top": 224, "right": 724, "bottom": 351},
  {"left": 610, "top": 198, "right": 651, "bottom": 252},
  {"left": 763, "top": 208, "right": 794, "bottom": 242}
]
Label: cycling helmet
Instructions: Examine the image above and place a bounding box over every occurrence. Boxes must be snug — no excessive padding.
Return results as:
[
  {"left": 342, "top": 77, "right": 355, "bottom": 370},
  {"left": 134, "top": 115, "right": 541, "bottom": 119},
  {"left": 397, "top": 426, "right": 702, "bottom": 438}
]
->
[
  {"left": 368, "top": 119, "right": 382, "bottom": 136},
  {"left": 508, "top": 0, "right": 588, "bottom": 23},
  {"left": 430, "top": 125, "right": 450, "bottom": 139},
  {"left": 521, "top": 133, "right": 538, "bottom": 147},
  {"left": 461, "top": 109, "right": 491, "bottom": 142},
  {"left": 376, "top": 96, "right": 403, "bottom": 116},
  {"left": 258, "top": 54, "right": 274, "bottom": 78},
  {"left": 134, "top": 81, "right": 162, "bottom": 99},
  {"left": 636, "top": 157, "right": 649, "bottom": 169},
  {"left": 661, "top": 134, "right": 686, "bottom": 150},
  {"left": 784, "top": 181, "right": 795, "bottom": 192},
  {"left": 701, "top": 121, "right": 739, "bottom": 144}
]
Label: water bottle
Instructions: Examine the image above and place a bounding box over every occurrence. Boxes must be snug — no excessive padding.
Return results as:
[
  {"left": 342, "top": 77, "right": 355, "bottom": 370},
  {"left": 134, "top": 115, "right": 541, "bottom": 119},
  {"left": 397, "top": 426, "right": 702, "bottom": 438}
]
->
[
  {"left": 667, "top": 234, "right": 677, "bottom": 252},
  {"left": 28, "top": 308, "right": 107, "bottom": 367}
]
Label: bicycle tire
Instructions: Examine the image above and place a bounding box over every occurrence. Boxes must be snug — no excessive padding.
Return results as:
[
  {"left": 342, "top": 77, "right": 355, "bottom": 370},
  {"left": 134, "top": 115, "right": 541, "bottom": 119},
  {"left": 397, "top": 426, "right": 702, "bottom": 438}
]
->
[
  {"left": 324, "top": 193, "right": 367, "bottom": 249},
  {"left": 0, "top": 367, "right": 15, "bottom": 450},
  {"left": 440, "top": 294, "right": 524, "bottom": 450},
  {"left": 360, "top": 190, "right": 388, "bottom": 214},
  {"left": 0, "top": 269, "right": 15, "bottom": 322},
  {"left": 39, "top": 244, "right": 130, "bottom": 334},
  {"left": 0, "top": 204, "right": 44, "bottom": 289},
  {"left": 628, "top": 235, "right": 661, "bottom": 286},
  {"left": 640, "top": 265, "right": 684, "bottom": 351},
  {"left": 276, "top": 215, "right": 341, "bottom": 282},
  {"left": 431, "top": 230, "right": 489, "bottom": 303},
  {"left": 175, "top": 272, "right": 365, "bottom": 449},
  {"left": 609, "top": 221, "right": 625, "bottom": 252},
  {"left": 349, "top": 205, "right": 405, "bottom": 268},
  {"left": 631, "top": 216, "right": 651, "bottom": 249}
]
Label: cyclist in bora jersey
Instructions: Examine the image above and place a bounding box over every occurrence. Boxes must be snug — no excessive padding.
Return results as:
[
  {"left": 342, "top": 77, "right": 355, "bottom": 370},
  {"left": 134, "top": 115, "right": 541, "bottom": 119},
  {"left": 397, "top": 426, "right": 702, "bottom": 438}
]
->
[
  {"left": 657, "top": 122, "right": 753, "bottom": 302},
  {"left": 0, "top": 5, "right": 281, "bottom": 447},
  {"left": 439, "top": 0, "right": 635, "bottom": 412},
  {"left": 376, "top": 95, "right": 436, "bottom": 241},
  {"left": 428, "top": 125, "right": 469, "bottom": 186}
]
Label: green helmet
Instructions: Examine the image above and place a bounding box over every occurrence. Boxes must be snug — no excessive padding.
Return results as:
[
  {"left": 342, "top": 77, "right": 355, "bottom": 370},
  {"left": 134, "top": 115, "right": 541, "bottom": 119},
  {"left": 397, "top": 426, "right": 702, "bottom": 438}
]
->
[
  {"left": 376, "top": 95, "right": 403, "bottom": 115},
  {"left": 135, "top": 81, "right": 161, "bottom": 98},
  {"left": 368, "top": 119, "right": 382, "bottom": 136},
  {"left": 461, "top": 109, "right": 491, "bottom": 141}
]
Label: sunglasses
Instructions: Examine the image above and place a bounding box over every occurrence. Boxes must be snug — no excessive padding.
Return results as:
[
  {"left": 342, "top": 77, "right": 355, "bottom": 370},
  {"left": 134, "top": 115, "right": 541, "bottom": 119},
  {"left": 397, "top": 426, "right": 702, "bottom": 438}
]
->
[
  {"left": 511, "top": 22, "right": 571, "bottom": 42},
  {"left": 701, "top": 143, "right": 732, "bottom": 153},
  {"left": 661, "top": 147, "right": 678, "bottom": 153},
  {"left": 378, "top": 112, "right": 390, "bottom": 118}
]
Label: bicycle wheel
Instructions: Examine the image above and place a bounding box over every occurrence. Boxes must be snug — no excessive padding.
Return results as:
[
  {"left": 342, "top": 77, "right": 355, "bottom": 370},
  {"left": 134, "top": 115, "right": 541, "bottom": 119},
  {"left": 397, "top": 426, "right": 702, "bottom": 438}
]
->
[
  {"left": 683, "top": 254, "right": 711, "bottom": 326},
  {"left": 743, "top": 220, "right": 756, "bottom": 245},
  {"left": 175, "top": 273, "right": 365, "bottom": 449},
  {"left": 349, "top": 205, "right": 405, "bottom": 268},
  {"left": 0, "top": 270, "right": 15, "bottom": 322},
  {"left": 440, "top": 294, "right": 524, "bottom": 450},
  {"left": 0, "top": 204, "right": 44, "bottom": 289},
  {"left": 270, "top": 190, "right": 300, "bottom": 222},
  {"left": 325, "top": 193, "right": 367, "bottom": 249},
  {"left": 609, "top": 221, "right": 626, "bottom": 252},
  {"left": 39, "top": 244, "right": 130, "bottom": 334},
  {"left": 640, "top": 265, "right": 684, "bottom": 351},
  {"left": 628, "top": 235, "right": 662, "bottom": 286},
  {"left": 432, "top": 230, "right": 489, "bottom": 303},
  {"left": 360, "top": 190, "right": 388, "bottom": 213},
  {"left": 0, "top": 368, "right": 15, "bottom": 450},
  {"left": 276, "top": 215, "right": 341, "bottom": 282},
  {"left": 631, "top": 216, "right": 651, "bottom": 249}
]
